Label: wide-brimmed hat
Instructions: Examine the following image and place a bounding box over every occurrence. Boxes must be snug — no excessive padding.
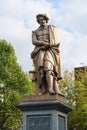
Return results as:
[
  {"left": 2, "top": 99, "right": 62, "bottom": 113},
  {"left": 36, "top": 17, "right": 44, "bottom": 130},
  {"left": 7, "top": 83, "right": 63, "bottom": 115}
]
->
[{"left": 36, "top": 14, "right": 49, "bottom": 20}]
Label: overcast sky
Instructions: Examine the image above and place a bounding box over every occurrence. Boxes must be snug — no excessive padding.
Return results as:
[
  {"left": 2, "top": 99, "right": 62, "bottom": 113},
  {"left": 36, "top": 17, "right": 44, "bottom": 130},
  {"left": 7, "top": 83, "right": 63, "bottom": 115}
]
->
[{"left": 0, "top": 0, "right": 87, "bottom": 72}]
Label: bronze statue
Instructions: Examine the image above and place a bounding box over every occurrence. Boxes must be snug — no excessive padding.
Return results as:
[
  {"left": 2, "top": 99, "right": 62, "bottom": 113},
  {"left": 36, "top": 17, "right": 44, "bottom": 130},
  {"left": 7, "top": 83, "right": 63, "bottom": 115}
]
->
[{"left": 31, "top": 14, "right": 62, "bottom": 95}]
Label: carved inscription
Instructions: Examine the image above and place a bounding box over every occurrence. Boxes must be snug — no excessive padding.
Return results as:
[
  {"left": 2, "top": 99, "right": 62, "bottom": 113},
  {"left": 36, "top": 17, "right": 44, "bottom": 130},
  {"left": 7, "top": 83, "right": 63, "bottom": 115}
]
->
[{"left": 28, "top": 116, "right": 50, "bottom": 130}]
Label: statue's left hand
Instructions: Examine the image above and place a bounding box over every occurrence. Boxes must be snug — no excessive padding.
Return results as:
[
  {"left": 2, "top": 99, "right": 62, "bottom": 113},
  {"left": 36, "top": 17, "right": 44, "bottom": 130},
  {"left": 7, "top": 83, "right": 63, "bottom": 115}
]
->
[{"left": 44, "top": 44, "right": 50, "bottom": 49}]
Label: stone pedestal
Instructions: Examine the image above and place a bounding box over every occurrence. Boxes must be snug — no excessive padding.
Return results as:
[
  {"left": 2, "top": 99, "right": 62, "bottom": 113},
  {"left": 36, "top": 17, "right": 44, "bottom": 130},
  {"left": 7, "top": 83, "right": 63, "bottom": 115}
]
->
[{"left": 17, "top": 95, "right": 72, "bottom": 130}]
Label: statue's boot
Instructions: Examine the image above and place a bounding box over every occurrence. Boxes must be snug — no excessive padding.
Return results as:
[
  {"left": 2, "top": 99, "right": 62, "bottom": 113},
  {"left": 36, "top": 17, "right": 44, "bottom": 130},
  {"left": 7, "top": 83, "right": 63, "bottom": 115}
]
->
[{"left": 54, "top": 80, "right": 64, "bottom": 96}]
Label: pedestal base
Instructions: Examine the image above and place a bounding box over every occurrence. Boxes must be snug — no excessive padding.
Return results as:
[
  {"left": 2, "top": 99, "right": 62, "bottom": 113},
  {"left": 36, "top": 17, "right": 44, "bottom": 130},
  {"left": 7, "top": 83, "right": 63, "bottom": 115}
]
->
[{"left": 17, "top": 95, "right": 72, "bottom": 130}]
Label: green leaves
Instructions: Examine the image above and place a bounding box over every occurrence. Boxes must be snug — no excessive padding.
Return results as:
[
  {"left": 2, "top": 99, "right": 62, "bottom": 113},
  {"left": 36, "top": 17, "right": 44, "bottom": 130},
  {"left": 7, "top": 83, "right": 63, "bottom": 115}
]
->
[
  {"left": 60, "top": 69, "right": 87, "bottom": 130},
  {"left": 0, "top": 40, "right": 34, "bottom": 130}
]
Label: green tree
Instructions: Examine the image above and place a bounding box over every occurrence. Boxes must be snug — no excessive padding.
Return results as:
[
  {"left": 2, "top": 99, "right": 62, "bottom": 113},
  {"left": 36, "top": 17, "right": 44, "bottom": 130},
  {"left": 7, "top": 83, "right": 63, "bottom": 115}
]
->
[
  {"left": 0, "top": 40, "right": 34, "bottom": 130},
  {"left": 60, "top": 69, "right": 87, "bottom": 130}
]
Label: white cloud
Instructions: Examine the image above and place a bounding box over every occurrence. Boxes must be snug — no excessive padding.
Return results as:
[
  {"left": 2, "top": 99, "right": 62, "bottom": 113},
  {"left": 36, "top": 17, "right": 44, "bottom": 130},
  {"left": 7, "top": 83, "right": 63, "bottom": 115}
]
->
[
  {"left": 0, "top": 0, "right": 57, "bottom": 72},
  {"left": 52, "top": 0, "right": 87, "bottom": 70},
  {"left": 0, "top": 0, "right": 87, "bottom": 72},
  {"left": 55, "top": 0, "right": 87, "bottom": 34}
]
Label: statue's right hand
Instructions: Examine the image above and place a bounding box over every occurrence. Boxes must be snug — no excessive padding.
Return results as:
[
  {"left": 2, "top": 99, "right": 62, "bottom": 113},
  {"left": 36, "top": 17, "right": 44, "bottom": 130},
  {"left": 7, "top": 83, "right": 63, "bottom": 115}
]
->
[{"left": 44, "top": 40, "right": 49, "bottom": 42}]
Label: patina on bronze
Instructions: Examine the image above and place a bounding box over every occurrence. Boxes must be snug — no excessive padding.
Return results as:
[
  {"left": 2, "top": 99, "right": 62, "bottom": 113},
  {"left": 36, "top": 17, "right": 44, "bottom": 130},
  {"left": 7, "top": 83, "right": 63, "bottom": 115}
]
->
[{"left": 31, "top": 13, "right": 62, "bottom": 95}]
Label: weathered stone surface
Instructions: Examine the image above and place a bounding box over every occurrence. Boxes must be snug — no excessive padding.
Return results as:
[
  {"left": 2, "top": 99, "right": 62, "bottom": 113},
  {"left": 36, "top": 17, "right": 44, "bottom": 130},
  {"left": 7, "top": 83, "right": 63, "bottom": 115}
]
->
[
  {"left": 22, "top": 94, "right": 67, "bottom": 105},
  {"left": 31, "top": 13, "right": 62, "bottom": 95}
]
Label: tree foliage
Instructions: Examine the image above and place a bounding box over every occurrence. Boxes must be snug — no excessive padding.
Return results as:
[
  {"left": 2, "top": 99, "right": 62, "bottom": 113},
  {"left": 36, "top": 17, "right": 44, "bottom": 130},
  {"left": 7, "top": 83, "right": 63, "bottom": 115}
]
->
[
  {"left": 0, "top": 40, "right": 34, "bottom": 130},
  {"left": 1, "top": 40, "right": 87, "bottom": 130},
  {"left": 60, "top": 68, "right": 87, "bottom": 130}
]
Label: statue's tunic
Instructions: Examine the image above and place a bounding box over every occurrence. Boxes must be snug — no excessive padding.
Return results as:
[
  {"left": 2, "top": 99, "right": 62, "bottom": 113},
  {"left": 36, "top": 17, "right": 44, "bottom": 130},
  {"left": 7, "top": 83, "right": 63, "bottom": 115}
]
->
[{"left": 31, "top": 25, "right": 61, "bottom": 90}]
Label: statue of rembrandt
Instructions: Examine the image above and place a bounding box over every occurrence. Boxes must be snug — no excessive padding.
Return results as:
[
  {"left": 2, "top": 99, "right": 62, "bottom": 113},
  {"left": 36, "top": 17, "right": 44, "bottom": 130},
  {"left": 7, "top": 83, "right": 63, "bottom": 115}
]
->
[{"left": 31, "top": 14, "right": 62, "bottom": 95}]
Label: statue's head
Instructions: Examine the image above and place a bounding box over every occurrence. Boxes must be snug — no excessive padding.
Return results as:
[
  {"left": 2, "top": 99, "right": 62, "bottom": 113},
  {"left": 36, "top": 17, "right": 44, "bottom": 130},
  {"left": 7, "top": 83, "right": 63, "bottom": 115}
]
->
[{"left": 36, "top": 14, "right": 49, "bottom": 23}]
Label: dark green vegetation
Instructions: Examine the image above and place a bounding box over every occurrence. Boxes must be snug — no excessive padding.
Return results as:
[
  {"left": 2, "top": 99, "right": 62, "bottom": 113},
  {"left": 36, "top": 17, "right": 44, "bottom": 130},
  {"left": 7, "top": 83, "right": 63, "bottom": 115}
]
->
[{"left": 0, "top": 40, "right": 34, "bottom": 130}]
